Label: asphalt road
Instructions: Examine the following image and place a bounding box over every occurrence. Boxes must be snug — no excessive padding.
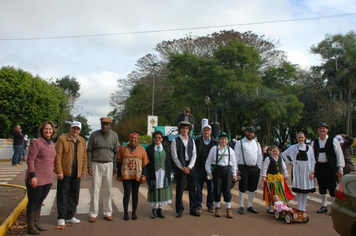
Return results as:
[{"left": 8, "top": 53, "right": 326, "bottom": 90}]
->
[{"left": 6, "top": 164, "right": 339, "bottom": 236}]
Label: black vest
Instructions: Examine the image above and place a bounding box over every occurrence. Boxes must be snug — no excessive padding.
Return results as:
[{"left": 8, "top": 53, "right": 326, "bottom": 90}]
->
[
  {"left": 175, "top": 137, "right": 193, "bottom": 167},
  {"left": 267, "top": 156, "right": 283, "bottom": 175},
  {"left": 196, "top": 137, "right": 218, "bottom": 169},
  {"left": 313, "top": 137, "right": 337, "bottom": 167}
]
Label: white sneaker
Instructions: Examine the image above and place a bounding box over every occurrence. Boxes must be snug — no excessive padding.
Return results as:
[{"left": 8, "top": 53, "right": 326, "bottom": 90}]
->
[
  {"left": 57, "top": 219, "right": 65, "bottom": 226},
  {"left": 65, "top": 217, "right": 81, "bottom": 224}
]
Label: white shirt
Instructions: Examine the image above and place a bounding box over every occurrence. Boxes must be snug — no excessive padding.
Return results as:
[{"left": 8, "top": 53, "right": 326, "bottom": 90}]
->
[
  {"left": 205, "top": 145, "right": 237, "bottom": 176},
  {"left": 261, "top": 155, "right": 289, "bottom": 177},
  {"left": 311, "top": 135, "right": 345, "bottom": 171},
  {"left": 171, "top": 135, "right": 197, "bottom": 170},
  {"left": 234, "top": 137, "right": 263, "bottom": 170},
  {"left": 154, "top": 144, "right": 163, "bottom": 152}
]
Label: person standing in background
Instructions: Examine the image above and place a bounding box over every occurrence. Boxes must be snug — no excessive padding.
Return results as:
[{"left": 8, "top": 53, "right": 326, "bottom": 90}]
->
[
  {"left": 12, "top": 125, "right": 24, "bottom": 166},
  {"left": 335, "top": 134, "right": 355, "bottom": 175},
  {"left": 176, "top": 107, "right": 195, "bottom": 130}
]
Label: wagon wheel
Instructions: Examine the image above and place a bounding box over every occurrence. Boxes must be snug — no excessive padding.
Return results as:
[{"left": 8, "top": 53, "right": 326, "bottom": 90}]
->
[
  {"left": 302, "top": 217, "right": 309, "bottom": 223},
  {"left": 274, "top": 211, "right": 281, "bottom": 220},
  {"left": 285, "top": 213, "right": 292, "bottom": 224}
]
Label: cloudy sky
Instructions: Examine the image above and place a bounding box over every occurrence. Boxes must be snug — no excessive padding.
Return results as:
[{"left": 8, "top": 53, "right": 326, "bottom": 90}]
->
[{"left": 1, "top": 0, "right": 355, "bottom": 131}]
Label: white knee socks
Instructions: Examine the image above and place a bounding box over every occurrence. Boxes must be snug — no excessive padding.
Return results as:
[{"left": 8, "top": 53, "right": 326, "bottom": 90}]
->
[
  {"left": 248, "top": 192, "right": 255, "bottom": 207},
  {"left": 239, "top": 191, "right": 245, "bottom": 207}
]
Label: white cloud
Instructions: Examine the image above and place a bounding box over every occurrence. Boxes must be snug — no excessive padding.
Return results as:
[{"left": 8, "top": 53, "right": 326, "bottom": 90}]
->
[{"left": 1, "top": 0, "right": 355, "bottom": 132}]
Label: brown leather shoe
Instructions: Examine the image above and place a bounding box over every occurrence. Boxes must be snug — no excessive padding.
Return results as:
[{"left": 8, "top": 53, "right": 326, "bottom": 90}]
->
[
  {"left": 215, "top": 208, "right": 221, "bottom": 217},
  {"left": 89, "top": 217, "right": 96, "bottom": 223},
  {"left": 226, "top": 208, "right": 233, "bottom": 218},
  {"left": 104, "top": 216, "right": 113, "bottom": 221},
  {"left": 208, "top": 207, "right": 215, "bottom": 213}
]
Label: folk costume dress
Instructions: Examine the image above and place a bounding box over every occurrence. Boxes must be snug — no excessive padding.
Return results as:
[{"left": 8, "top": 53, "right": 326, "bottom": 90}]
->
[
  {"left": 261, "top": 155, "right": 294, "bottom": 206},
  {"left": 146, "top": 144, "right": 173, "bottom": 208},
  {"left": 281, "top": 143, "right": 316, "bottom": 194}
]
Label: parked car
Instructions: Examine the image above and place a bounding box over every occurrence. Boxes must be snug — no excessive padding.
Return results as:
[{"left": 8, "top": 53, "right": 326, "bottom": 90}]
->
[{"left": 331, "top": 173, "right": 356, "bottom": 236}]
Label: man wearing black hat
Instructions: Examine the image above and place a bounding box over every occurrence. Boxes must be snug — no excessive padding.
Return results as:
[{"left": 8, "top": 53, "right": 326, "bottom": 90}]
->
[
  {"left": 312, "top": 122, "right": 344, "bottom": 214},
  {"left": 234, "top": 126, "right": 262, "bottom": 214},
  {"left": 171, "top": 121, "right": 199, "bottom": 218}
]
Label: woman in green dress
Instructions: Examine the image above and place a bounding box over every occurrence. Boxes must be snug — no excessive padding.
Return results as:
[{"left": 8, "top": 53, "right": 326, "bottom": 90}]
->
[{"left": 146, "top": 131, "right": 173, "bottom": 219}]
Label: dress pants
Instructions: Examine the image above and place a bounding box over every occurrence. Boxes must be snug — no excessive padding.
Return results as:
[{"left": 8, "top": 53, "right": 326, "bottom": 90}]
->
[
  {"left": 57, "top": 173, "right": 81, "bottom": 220},
  {"left": 175, "top": 167, "right": 197, "bottom": 213},
  {"left": 195, "top": 168, "right": 214, "bottom": 208},
  {"left": 89, "top": 161, "right": 113, "bottom": 218}
]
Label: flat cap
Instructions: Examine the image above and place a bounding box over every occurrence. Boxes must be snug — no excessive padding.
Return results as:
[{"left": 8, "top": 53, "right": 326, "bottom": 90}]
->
[{"left": 100, "top": 117, "right": 112, "bottom": 124}]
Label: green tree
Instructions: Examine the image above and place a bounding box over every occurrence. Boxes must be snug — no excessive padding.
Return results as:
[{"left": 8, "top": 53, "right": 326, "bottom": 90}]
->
[
  {"left": 168, "top": 39, "right": 262, "bottom": 134},
  {"left": 310, "top": 31, "right": 356, "bottom": 135},
  {"left": 110, "top": 30, "right": 286, "bottom": 137},
  {"left": 0, "top": 66, "right": 67, "bottom": 137}
]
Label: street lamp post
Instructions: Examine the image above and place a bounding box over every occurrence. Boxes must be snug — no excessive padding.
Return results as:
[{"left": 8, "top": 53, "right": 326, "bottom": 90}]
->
[{"left": 151, "top": 63, "right": 157, "bottom": 116}]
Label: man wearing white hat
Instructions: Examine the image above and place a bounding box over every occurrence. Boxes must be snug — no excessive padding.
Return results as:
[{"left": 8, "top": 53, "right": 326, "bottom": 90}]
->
[
  {"left": 55, "top": 121, "right": 88, "bottom": 227},
  {"left": 194, "top": 119, "right": 218, "bottom": 213}
]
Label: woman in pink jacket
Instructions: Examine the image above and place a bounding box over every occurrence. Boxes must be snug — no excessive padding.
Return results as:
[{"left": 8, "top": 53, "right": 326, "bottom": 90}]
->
[{"left": 25, "top": 121, "right": 56, "bottom": 235}]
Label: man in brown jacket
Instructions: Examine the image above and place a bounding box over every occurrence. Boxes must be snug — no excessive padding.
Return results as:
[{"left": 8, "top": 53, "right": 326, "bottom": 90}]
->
[{"left": 55, "top": 121, "right": 87, "bottom": 226}]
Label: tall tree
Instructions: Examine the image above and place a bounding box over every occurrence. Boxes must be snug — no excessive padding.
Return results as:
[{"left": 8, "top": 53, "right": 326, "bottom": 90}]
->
[
  {"left": 310, "top": 31, "right": 356, "bottom": 135},
  {"left": 0, "top": 66, "right": 67, "bottom": 137},
  {"left": 110, "top": 30, "right": 287, "bottom": 137}
]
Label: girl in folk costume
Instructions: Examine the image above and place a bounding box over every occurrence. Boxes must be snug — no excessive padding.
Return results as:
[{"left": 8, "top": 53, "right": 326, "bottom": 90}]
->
[
  {"left": 281, "top": 132, "right": 315, "bottom": 212},
  {"left": 205, "top": 133, "right": 237, "bottom": 218},
  {"left": 145, "top": 131, "right": 174, "bottom": 219},
  {"left": 262, "top": 146, "right": 294, "bottom": 214}
]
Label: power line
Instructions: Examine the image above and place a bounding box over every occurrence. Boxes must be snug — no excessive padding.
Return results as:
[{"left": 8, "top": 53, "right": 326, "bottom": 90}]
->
[{"left": 1, "top": 12, "right": 355, "bottom": 41}]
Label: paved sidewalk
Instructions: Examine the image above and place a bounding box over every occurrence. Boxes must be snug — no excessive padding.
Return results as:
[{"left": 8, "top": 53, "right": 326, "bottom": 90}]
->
[
  {"left": 0, "top": 184, "right": 27, "bottom": 236},
  {"left": 0, "top": 161, "right": 28, "bottom": 236}
]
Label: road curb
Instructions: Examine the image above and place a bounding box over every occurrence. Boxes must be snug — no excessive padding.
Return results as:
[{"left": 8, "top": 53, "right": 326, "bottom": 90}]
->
[{"left": 0, "top": 184, "right": 28, "bottom": 236}]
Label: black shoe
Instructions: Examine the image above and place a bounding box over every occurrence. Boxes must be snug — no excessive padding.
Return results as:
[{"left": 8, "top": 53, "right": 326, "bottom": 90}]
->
[
  {"left": 156, "top": 209, "right": 165, "bottom": 218},
  {"left": 123, "top": 212, "right": 129, "bottom": 221},
  {"left": 176, "top": 212, "right": 182, "bottom": 218},
  {"left": 238, "top": 207, "right": 245, "bottom": 214},
  {"left": 317, "top": 206, "right": 328, "bottom": 214},
  {"left": 190, "top": 211, "right": 200, "bottom": 217},
  {"left": 132, "top": 212, "right": 137, "bottom": 220},
  {"left": 247, "top": 207, "right": 258, "bottom": 214},
  {"left": 151, "top": 209, "right": 157, "bottom": 219}
]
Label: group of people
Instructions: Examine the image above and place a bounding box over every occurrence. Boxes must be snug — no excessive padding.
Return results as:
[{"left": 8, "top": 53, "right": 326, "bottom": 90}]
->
[{"left": 21, "top": 115, "right": 352, "bottom": 234}]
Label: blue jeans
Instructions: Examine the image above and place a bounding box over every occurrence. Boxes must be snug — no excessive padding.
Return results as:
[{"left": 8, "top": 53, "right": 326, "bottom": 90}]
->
[
  {"left": 195, "top": 168, "right": 214, "bottom": 208},
  {"left": 12, "top": 145, "right": 23, "bottom": 164}
]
